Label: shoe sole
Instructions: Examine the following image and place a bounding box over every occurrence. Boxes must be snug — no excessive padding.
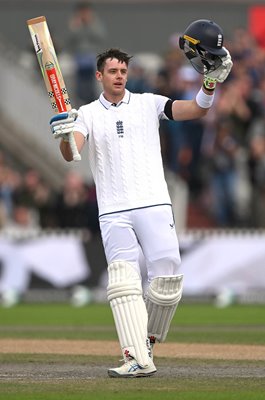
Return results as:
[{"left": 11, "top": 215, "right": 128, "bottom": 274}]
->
[{"left": 108, "top": 369, "right": 157, "bottom": 378}]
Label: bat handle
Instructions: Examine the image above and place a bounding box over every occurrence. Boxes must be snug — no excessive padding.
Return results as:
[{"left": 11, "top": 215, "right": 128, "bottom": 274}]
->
[{"left": 68, "top": 132, "right": 81, "bottom": 161}]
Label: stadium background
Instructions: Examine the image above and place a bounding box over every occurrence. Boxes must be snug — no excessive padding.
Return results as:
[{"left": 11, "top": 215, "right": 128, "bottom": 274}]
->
[
  {"left": 0, "top": 0, "right": 265, "bottom": 307},
  {"left": 0, "top": 0, "right": 253, "bottom": 53},
  {"left": 0, "top": 2, "right": 265, "bottom": 399}
]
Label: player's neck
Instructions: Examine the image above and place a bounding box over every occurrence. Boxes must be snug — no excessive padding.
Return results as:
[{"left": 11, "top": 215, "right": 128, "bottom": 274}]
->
[{"left": 103, "top": 91, "right": 125, "bottom": 105}]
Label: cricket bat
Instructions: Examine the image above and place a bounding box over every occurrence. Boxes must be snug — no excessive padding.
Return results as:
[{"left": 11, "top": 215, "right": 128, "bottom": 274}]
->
[{"left": 27, "top": 16, "right": 81, "bottom": 161}]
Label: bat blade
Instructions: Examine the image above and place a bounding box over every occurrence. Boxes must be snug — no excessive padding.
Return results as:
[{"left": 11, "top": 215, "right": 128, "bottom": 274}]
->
[{"left": 27, "top": 16, "right": 81, "bottom": 161}]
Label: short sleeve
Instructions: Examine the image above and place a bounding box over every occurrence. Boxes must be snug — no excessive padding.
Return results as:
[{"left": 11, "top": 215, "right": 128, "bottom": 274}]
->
[
  {"left": 153, "top": 94, "right": 171, "bottom": 120},
  {"left": 74, "top": 106, "right": 90, "bottom": 139}
]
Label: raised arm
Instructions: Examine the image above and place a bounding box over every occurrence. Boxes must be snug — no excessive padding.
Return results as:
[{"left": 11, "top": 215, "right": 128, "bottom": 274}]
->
[{"left": 171, "top": 88, "right": 213, "bottom": 121}]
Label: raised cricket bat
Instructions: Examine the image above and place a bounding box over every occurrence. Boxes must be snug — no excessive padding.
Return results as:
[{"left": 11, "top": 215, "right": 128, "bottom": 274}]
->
[{"left": 27, "top": 16, "right": 81, "bottom": 161}]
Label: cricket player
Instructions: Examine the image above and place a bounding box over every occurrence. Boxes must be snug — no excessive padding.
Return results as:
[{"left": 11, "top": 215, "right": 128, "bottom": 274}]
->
[{"left": 50, "top": 20, "right": 233, "bottom": 377}]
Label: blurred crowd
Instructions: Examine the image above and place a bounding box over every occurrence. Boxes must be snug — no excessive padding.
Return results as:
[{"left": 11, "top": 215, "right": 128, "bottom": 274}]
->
[
  {"left": 156, "top": 26, "right": 265, "bottom": 229},
  {"left": 2, "top": 2, "right": 265, "bottom": 232},
  {"left": 126, "top": 25, "right": 265, "bottom": 230},
  {"left": 0, "top": 158, "right": 100, "bottom": 235}
]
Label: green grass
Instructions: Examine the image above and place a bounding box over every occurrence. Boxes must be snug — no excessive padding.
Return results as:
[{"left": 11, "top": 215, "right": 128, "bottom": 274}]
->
[
  {"left": 0, "top": 303, "right": 264, "bottom": 400},
  {"left": 0, "top": 380, "right": 265, "bottom": 400},
  {"left": 0, "top": 303, "right": 264, "bottom": 344}
]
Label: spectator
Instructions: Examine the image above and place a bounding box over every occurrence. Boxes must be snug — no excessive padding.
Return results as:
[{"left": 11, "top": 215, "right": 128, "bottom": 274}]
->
[
  {"left": 67, "top": 1, "right": 107, "bottom": 105},
  {"left": 0, "top": 152, "right": 22, "bottom": 225},
  {"left": 248, "top": 129, "right": 265, "bottom": 227},
  {"left": 215, "top": 74, "right": 262, "bottom": 147},
  {"left": 12, "top": 169, "right": 56, "bottom": 228},
  {"left": 126, "top": 58, "right": 153, "bottom": 94},
  {"left": 53, "top": 171, "right": 99, "bottom": 234},
  {"left": 32, "top": 181, "right": 57, "bottom": 228},
  {"left": 161, "top": 65, "right": 204, "bottom": 231},
  {"left": 206, "top": 119, "right": 240, "bottom": 226}
]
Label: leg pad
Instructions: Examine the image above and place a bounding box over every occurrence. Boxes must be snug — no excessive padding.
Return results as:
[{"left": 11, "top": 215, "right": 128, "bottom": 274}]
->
[
  {"left": 146, "top": 274, "right": 183, "bottom": 342},
  {"left": 107, "top": 261, "right": 151, "bottom": 367}
]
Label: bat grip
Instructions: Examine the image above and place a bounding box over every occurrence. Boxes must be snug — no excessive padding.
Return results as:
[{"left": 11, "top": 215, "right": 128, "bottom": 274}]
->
[{"left": 68, "top": 132, "right": 81, "bottom": 162}]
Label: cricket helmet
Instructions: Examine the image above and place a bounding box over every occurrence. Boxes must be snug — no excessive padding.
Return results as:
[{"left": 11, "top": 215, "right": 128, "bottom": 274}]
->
[{"left": 179, "top": 19, "right": 227, "bottom": 74}]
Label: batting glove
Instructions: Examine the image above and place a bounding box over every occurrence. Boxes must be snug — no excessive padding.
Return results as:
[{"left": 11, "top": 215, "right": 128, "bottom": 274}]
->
[
  {"left": 204, "top": 47, "right": 233, "bottom": 84},
  {"left": 50, "top": 109, "right": 78, "bottom": 141}
]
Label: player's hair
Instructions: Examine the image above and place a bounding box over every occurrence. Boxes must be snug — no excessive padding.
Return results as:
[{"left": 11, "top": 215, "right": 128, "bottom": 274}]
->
[{"left": 96, "top": 48, "right": 133, "bottom": 72}]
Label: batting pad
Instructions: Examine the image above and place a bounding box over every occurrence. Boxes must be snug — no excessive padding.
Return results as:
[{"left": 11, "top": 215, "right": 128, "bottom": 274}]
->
[
  {"left": 107, "top": 261, "right": 151, "bottom": 367},
  {"left": 145, "top": 275, "right": 183, "bottom": 342}
]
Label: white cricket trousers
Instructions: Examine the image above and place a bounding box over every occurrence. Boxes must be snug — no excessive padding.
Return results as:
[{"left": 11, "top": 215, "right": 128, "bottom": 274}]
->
[{"left": 99, "top": 205, "right": 181, "bottom": 281}]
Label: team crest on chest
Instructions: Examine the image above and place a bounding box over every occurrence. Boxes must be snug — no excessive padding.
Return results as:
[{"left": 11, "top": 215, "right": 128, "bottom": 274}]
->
[{"left": 116, "top": 120, "right": 124, "bottom": 138}]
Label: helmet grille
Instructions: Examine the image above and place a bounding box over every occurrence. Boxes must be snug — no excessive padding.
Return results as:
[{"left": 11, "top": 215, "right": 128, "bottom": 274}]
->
[{"left": 179, "top": 35, "right": 223, "bottom": 74}]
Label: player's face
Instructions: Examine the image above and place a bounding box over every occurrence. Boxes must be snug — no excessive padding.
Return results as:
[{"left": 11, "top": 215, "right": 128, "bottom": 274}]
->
[{"left": 96, "top": 58, "right": 128, "bottom": 100}]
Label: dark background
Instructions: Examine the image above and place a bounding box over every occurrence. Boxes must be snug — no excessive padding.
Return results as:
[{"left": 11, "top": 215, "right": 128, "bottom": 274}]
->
[{"left": 0, "top": 0, "right": 253, "bottom": 55}]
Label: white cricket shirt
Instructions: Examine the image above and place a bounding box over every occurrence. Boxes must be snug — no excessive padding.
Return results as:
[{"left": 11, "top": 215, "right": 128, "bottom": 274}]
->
[{"left": 74, "top": 89, "right": 172, "bottom": 216}]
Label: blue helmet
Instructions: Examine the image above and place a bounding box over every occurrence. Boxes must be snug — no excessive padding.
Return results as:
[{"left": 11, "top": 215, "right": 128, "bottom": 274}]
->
[{"left": 179, "top": 19, "right": 227, "bottom": 73}]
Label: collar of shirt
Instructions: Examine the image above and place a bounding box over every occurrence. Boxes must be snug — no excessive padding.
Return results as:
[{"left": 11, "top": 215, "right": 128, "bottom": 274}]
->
[{"left": 99, "top": 89, "right": 131, "bottom": 109}]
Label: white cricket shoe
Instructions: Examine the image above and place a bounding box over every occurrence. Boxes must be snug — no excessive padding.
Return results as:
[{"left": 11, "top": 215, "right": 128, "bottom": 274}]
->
[{"left": 108, "top": 357, "right": 157, "bottom": 378}]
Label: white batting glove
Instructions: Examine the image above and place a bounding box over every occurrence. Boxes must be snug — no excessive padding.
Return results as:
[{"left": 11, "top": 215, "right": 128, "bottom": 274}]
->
[
  {"left": 205, "top": 47, "right": 233, "bottom": 83},
  {"left": 50, "top": 109, "right": 78, "bottom": 141}
]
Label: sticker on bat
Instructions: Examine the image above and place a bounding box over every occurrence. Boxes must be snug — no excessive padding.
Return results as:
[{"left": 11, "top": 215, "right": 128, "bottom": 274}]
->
[
  {"left": 32, "top": 33, "right": 42, "bottom": 53},
  {"left": 45, "top": 61, "right": 66, "bottom": 112}
]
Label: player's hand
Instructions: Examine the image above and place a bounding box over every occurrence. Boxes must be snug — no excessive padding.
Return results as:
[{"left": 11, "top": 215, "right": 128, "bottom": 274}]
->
[
  {"left": 50, "top": 109, "right": 78, "bottom": 141},
  {"left": 205, "top": 47, "right": 233, "bottom": 83}
]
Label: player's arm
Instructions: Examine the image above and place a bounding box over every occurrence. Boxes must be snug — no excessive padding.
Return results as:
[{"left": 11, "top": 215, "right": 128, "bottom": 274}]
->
[
  {"left": 60, "top": 132, "right": 85, "bottom": 162},
  {"left": 170, "top": 86, "right": 214, "bottom": 121}
]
